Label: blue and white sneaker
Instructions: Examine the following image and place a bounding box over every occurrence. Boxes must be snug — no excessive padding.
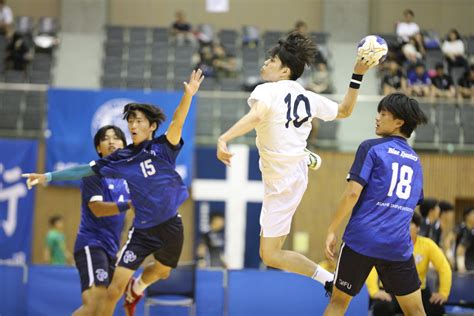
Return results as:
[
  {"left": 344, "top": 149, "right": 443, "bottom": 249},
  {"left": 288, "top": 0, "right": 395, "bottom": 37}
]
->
[{"left": 305, "top": 148, "right": 322, "bottom": 171}]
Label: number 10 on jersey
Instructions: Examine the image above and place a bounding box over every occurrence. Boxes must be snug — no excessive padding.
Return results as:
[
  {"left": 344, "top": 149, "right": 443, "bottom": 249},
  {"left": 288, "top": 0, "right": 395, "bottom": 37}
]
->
[{"left": 284, "top": 93, "right": 312, "bottom": 128}]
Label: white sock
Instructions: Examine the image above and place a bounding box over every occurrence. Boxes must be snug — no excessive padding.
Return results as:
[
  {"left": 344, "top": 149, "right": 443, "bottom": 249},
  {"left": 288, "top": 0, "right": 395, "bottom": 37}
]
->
[
  {"left": 311, "top": 265, "right": 334, "bottom": 285},
  {"left": 132, "top": 275, "right": 149, "bottom": 295}
]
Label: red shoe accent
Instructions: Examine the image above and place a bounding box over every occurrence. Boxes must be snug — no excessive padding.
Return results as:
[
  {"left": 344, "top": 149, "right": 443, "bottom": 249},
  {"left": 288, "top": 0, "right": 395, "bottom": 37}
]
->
[{"left": 123, "top": 278, "right": 144, "bottom": 316}]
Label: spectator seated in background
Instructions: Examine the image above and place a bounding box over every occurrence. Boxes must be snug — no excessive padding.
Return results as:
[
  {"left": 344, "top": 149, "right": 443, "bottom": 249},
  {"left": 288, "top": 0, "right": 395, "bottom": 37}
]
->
[
  {"left": 34, "top": 17, "right": 59, "bottom": 52},
  {"left": 441, "top": 29, "right": 469, "bottom": 75},
  {"left": 5, "top": 31, "right": 32, "bottom": 71},
  {"left": 212, "top": 43, "right": 237, "bottom": 79},
  {"left": 381, "top": 59, "right": 407, "bottom": 95},
  {"left": 419, "top": 198, "right": 441, "bottom": 244},
  {"left": 431, "top": 63, "right": 455, "bottom": 99},
  {"left": 456, "top": 207, "right": 474, "bottom": 273},
  {"left": 195, "top": 45, "right": 215, "bottom": 77},
  {"left": 402, "top": 35, "right": 425, "bottom": 65},
  {"left": 396, "top": 9, "right": 420, "bottom": 44},
  {"left": 305, "top": 62, "right": 333, "bottom": 94},
  {"left": 407, "top": 62, "right": 431, "bottom": 97},
  {"left": 170, "top": 10, "right": 196, "bottom": 46},
  {"left": 457, "top": 64, "right": 474, "bottom": 100},
  {"left": 439, "top": 200, "right": 456, "bottom": 268},
  {"left": 0, "top": 0, "right": 13, "bottom": 37},
  {"left": 368, "top": 212, "right": 451, "bottom": 316}
]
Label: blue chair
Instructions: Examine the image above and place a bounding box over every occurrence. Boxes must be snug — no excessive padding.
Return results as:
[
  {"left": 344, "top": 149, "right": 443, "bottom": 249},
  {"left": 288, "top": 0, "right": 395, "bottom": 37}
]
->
[
  {"left": 144, "top": 262, "right": 196, "bottom": 316},
  {"left": 447, "top": 272, "right": 474, "bottom": 307}
]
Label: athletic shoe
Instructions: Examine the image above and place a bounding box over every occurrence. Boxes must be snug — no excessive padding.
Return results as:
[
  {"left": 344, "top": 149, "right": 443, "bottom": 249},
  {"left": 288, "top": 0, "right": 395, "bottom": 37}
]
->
[
  {"left": 324, "top": 280, "right": 333, "bottom": 297},
  {"left": 305, "top": 148, "right": 322, "bottom": 170},
  {"left": 124, "top": 278, "right": 143, "bottom": 316}
]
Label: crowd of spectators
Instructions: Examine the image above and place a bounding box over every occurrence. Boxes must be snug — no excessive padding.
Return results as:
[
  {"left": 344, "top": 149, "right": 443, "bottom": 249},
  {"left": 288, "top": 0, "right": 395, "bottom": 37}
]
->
[{"left": 379, "top": 9, "right": 473, "bottom": 101}]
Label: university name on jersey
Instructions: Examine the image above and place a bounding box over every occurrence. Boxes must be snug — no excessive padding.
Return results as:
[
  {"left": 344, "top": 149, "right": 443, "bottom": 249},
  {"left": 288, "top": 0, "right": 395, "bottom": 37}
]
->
[
  {"left": 387, "top": 147, "right": 418, "bottom": 161},
  {"left": 376, "top": 201, "right": 414, "bottom": 213}
]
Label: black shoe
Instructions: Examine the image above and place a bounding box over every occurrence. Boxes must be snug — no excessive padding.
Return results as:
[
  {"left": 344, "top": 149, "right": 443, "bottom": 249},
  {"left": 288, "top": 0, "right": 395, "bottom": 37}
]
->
[{"left": 324, "top": 280, "right": 333, "bottom": 297}]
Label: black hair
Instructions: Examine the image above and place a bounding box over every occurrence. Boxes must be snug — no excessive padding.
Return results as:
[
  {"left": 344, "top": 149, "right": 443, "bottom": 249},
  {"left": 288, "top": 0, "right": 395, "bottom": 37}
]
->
[
  {"left": 419, "top": 198, "right": 438, "bottom": 218},
  {"left": 447, "top": 29, "right": 461, "bottom": 41},
  {"left": 268, "top": 31, "right": 316, "bottom": 80},
  {"left": 435, "top": 62, "right": 444, "bottom": 70},
  {"left": 404, "top": 9, "right": 415, "bottom": 17},
  {"left": 439, "top": 200, "right": 454, "bottom": 214},
  {"left": 93, "top": 125, "right": 127, "bottom": 157},
  {"left": 122, "top": 103, "right": 166, "bottom": 138},
  {"left": 376, "top": 93, "right": 428, "bottom": 138},
  {"left": 412, "top": 212, "right": 422, "bottom": 227},
  {"left": 463, "top": 207, "right": 474, "bottom": 219},
  {"left": 49, "top": 215, "right": 63, "bottom": 227}
]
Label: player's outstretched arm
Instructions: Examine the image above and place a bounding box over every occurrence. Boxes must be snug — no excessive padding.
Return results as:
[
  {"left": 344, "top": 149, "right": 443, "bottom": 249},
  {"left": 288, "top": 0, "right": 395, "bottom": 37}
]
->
[
  {"left": 22, "top": 164, "right": 95, "bottom": 189},
  {"left": 217, "top": 103, "right": 263, "bottom": 166},
  {"left": 166, "top": 69, "right": 204, "bottom": 146},
  {"left": 325, "top": 180, "right": 363, "bottom": 260},
  {"left": 336, "top": 57, "right": 372, "bottom": 119}
]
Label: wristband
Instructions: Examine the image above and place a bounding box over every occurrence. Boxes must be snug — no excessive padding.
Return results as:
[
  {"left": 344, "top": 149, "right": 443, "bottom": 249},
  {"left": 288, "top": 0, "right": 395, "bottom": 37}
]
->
[
  {"left": 45, "top": 172, "right": 52, "bottom": 182},
  {"left": 350, "top": 73, "right": 363, "bottom": 89},
  {"left": 117, "top": 201, "right": 129, "bottom": 213}
]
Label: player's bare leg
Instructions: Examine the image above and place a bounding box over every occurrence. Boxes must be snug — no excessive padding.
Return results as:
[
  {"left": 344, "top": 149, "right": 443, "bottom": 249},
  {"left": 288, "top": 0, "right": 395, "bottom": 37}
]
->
[
  {"left": 72, "top": 286, "right": 106, "bottom": 316},
  {"left": 396, "top": 289, "right": 426, "bottom": 316},
  {"left": 323, "top": 287, "right": 353, "bottom": 316},
  {"left": 95, "top": 266, "right": 134, "bottom": 316},
  {"left": 259, "top": 235, "right": 333, "bottom": 285}
]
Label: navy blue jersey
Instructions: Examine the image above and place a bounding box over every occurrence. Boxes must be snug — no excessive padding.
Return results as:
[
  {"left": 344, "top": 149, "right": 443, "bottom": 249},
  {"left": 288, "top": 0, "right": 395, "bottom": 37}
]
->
[
  {"left": 74, "top": 175, "right": 129, "bottom": 258},
  {"left": 90, "top": 134, "right": 188, "bottom": 229},
  {"left": 343, "top": 136, "right": 424, "bottom": 261}
]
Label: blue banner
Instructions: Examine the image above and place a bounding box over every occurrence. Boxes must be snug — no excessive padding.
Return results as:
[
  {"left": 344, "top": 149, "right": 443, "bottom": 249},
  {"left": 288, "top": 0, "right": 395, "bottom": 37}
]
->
[
  {"left": 0, "top": 139, "right": 38, "bottom": 264},
  {"left": 46, "top": 88, "right": 196, "bottom": 186}
]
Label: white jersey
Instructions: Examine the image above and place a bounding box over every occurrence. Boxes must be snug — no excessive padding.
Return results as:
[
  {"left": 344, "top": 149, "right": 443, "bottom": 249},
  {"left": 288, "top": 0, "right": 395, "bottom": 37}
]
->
[{"left": 248, "top": 80, "right": 338, "bottom": 179}]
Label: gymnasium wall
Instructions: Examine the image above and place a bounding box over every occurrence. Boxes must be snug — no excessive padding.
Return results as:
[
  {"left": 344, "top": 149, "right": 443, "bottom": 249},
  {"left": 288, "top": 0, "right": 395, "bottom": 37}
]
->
[
  {"left": 108, "top": 0, "right": 324, "bottom": 31},
  {"left": 8, "top": 0, "right": 61, "bottom": 18}
]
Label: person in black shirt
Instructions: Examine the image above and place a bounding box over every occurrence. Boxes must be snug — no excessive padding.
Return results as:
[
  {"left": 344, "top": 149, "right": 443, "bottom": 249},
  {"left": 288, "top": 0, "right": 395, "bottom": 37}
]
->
[
  {"left": 457, "top": 65, "right": 474, "bottom": 99},
  {"left": 431, "top": 63, "right": 455, "bottom": 99},
  {"left": 456, "top": 207, "right": 474, "bottom": 272},
  {"left": 419, "top": 198, "right": 441, "bottom": 244},
  {"left": 382, "top": 60, "right": 407, "bottom": 95}
]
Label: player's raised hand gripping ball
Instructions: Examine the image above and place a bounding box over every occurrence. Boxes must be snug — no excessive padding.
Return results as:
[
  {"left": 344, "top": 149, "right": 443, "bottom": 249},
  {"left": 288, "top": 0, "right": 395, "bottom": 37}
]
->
[{"left": 357, "top": 35, "right": 388, "bottom": 68}]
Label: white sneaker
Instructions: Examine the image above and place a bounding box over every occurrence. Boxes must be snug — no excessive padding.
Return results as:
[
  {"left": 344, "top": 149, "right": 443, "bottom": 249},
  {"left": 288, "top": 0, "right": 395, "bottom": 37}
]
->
[{"left": 305, "top": 148, "right": 322, "bottom": 170}]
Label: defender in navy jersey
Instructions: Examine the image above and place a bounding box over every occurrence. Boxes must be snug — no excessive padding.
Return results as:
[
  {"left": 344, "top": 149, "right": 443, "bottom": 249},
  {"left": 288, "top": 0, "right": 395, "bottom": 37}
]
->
[
  {"left": 23, "top": 69, "right": 204, "bottom": 316},
  {"left": 73, "top": 125, "right": 131, "bottom": 316},
  {"left": 324, "top": 93, "right": 428, "bottom": 316}
]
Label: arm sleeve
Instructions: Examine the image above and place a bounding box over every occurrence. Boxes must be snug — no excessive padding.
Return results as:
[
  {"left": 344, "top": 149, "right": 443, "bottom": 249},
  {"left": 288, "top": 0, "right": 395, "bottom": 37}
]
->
[
  {"left": 50, "top": 164, "right": 95, "bottom": 182},
  {"left": 308, "top": 92, "right": 338, "bottom": 122},
  {"left": 81, "top": 176, "right": 104, "bottom": 203},
  {"left": 90, "top": 149, "right": 126, "bottom": 178},
  {"left": 247, "top": 83, "right": 273, "bottom": 115},
  {"left": 427, "top": 239, "right": 452, "bottom": 298},
  {"left": 366, "top": 267, "right": 380, "bottom": 297},
  {"left": 347, "top": 142, "right": 375, "bottom": 187}
]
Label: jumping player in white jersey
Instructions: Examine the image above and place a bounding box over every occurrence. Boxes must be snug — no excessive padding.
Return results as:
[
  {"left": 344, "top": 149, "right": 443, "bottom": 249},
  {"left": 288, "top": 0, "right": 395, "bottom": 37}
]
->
[{"left": 216, "top": 32, "right": 373, "bottom": 290}]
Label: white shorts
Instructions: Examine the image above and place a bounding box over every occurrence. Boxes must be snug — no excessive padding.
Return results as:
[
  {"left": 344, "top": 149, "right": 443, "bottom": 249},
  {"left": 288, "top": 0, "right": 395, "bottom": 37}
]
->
[{"left": 260, "top": 160, "right": 308, "bottom": 238}]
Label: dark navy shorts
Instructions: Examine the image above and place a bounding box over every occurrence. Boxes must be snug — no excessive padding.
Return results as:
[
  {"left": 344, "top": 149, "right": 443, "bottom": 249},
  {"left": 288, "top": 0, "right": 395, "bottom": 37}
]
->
[
  {"left": 117, "top": 214, "right": 184, "bottom": 270},
  {"left": 335, "top": 243, "right": 421, "bottom": 297},
  {"left": 74, "top": 246, "right": 115, "bottom": 292}
]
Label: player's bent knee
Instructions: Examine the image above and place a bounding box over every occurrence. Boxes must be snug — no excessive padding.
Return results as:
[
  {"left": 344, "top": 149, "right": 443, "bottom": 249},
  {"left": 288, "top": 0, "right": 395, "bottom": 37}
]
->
[
  {"left": 260, "top": 250, "right": 280, "bottom": 269},
  {"left": 105, "top": 284, "right": 123, "bottom": 301}
]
